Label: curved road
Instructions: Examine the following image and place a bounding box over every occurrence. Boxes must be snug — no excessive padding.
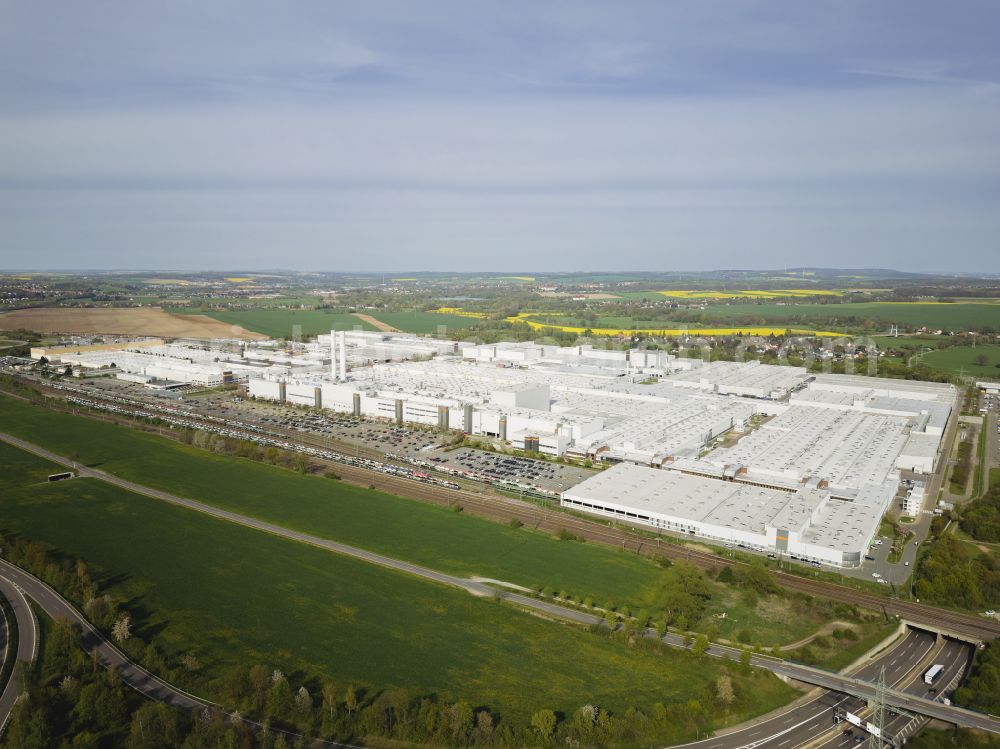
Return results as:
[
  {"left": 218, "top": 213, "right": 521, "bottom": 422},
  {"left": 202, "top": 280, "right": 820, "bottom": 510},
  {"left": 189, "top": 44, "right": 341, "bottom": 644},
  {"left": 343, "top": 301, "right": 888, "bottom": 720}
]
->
[
  {"left": 0, "top": 558, "right": 368, "bottom": 749},
  {"left": 0, "top": 573, "right": 38, "bottom": 734},
  {"left": 1, "top": 431, "right": 998, "bottom": 734}
]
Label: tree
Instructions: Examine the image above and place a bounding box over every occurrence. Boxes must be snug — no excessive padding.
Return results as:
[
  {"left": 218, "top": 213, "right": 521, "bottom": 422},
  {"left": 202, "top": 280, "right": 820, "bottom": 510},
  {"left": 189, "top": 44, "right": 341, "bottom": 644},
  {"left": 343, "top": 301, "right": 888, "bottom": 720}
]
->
[
  {"left": 322, "top": 681, "right": 337, "bottom": 720},
  {"left": 294, "top": 686, "right": 312, "bottom": 713},
  {"left": 344, "top": 684, "right": 358, "bottom": 715},
  {"left": 692, "top": 634, "right": 709, "bottom": 657},
  {"left": 292, "top": 452, "right": 309, "bottom": 474},
  {"left": 716, "top": 675, "right": 735, "bottom": 709},
  {"left": 111, "top": 614, "right": 131, "bottom": 644},
  {"left": 531, "top": 709, "right": 557, "bottom": 741},
  {"left": 448, "top": 701, "right": 473, "bottom": 741},
  {"left": 975, "top": 353, "right": 989, "bottom": 367},
  {"left": 740, "top": 647, "right": 753, "bottom": 672}
]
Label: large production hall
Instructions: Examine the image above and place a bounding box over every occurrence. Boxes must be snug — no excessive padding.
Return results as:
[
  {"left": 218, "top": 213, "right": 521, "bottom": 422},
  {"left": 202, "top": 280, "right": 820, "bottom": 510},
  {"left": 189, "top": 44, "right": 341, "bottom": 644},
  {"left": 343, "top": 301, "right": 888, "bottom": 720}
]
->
[{"left": 36, "top": 333, "right": 956, "bottom": 567}]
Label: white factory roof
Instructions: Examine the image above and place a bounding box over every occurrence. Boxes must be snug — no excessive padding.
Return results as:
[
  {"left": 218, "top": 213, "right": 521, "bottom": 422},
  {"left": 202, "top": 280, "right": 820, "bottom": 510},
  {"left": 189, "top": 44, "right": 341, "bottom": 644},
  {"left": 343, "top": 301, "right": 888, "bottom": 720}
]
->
[
  {"left": 562, "top": 463, "right": 881, "bottom": 553},
  {"left": 562, "top": 463, "right": 777, "bottom": 524},
  {"left": 800, "top": 499, "right": 882, "bottom": 552},
  {"left": 708, "top": 404, "right": 909, "bottom": 488},
  {"left": 810, "top": 373, "right": 956, "bottom": 402}
]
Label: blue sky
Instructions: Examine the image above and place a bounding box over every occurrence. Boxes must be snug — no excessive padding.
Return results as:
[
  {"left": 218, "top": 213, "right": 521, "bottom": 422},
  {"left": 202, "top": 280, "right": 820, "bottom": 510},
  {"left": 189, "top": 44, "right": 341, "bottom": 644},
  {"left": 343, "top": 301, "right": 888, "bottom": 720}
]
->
[{"left": 1, "top": 1, "right": 998, "bottom": 272}]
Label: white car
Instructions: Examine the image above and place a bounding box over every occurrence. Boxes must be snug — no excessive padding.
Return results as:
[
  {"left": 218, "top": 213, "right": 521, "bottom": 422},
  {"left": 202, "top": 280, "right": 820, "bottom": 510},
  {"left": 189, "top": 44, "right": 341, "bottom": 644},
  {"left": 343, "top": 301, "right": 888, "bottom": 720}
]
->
[{"left": 872, "top": 573, "right": 881, "bottom": 578}]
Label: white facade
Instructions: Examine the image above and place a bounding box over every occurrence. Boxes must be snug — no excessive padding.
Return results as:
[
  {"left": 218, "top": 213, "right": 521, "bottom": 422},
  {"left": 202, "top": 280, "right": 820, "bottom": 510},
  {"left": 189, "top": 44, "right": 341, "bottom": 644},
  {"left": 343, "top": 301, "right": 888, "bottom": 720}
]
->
[{"left": 561, "top": 463, "right": 881, "bottom": 567}]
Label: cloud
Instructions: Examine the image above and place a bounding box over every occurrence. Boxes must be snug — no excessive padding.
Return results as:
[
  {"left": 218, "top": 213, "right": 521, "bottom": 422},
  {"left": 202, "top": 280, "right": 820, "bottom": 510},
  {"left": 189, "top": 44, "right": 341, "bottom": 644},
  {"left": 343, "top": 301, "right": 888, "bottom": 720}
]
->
[{"left": 0, "top": 1, "right": 998, "bottom": 270}]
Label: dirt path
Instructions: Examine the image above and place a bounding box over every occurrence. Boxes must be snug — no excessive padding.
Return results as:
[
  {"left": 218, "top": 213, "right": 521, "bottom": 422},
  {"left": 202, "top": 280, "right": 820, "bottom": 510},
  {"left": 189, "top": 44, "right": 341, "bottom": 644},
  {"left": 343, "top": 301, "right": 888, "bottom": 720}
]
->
[{"left": 352, "top": 313, "right": 399, "bottom": 332}]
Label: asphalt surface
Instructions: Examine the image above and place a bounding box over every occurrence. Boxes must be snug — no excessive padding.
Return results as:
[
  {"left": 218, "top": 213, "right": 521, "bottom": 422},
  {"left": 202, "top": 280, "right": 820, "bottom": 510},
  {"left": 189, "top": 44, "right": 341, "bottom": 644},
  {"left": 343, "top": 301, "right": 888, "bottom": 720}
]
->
[
  {"left": 0, "top": 558, "right": 206, "bottom": 713},
  {"left": 0, "top": 560, "right": 376, "bottom": 749},
  {"left": 2, "top": 430, "right": 998, "bottom": 735},
  {"left": 813, "top": 637, "right": 972, "bottom": 749},
  {"left": 672, "top": 628, "right": 936, "bottom": 749},
  {"left": 0, "top": 572, "right": 38, "bottom": 733}
]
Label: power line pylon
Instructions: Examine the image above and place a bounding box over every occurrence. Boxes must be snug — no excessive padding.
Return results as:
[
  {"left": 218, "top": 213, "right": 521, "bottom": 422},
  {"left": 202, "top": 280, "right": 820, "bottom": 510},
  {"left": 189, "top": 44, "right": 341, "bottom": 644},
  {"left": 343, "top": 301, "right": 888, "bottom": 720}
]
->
[{"left": 868, "top": 665, "right": 888, "bottom": 749}]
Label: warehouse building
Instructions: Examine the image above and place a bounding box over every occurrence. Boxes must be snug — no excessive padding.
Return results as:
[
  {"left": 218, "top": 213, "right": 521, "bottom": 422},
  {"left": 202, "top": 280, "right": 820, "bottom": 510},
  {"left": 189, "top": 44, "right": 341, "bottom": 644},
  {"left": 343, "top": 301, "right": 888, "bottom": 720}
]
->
[{"left": 561, "top": 462, "right": 882, "bottom": 566}]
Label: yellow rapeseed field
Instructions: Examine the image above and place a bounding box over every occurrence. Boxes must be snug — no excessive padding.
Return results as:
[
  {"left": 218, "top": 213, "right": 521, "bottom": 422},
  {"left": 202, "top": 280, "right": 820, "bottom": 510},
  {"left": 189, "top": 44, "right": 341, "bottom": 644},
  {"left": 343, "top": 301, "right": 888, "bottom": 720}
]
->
[
  {"left": 431, "top": 307, "right": 489, "bottom": 318},
  {"left": 505, "top": 314, "right": 840, "bottom": 338}
]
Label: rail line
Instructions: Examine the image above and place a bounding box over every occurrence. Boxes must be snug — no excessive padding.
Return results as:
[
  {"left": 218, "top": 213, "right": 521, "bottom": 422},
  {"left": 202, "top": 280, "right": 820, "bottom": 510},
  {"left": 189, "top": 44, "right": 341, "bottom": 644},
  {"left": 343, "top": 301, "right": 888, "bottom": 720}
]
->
[{"left": 6, "top": 377, "right": 999, "bottom": 642}]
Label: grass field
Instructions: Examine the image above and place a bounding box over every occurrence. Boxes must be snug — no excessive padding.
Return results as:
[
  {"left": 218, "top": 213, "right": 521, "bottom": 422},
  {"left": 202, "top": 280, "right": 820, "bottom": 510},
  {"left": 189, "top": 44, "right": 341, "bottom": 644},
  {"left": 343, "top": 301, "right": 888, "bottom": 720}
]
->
[
  {"left": 173, "top": 308, "right": 378, "bottom": 338},
  {"left": 0, "top": 396, "right": 847, "bottom": 646},
  {"left": 0, "top": 396, "right": 669, "bottom": 610},
  {"left": 657, "top": 289, "right": 842, "bottom": 300},
  {"left": 366, "top": 311, "right": 478, "bottom": 334},
  {"left": 697, "top": 302, "right": 1000, "bottom": 332},
  {"left": 179, "top": 308, "right": 477, "bottom": 337},
  {"left": 0, "top": 442, "right": 795, "bottom": 729},
  {"left": 920, "top": 345, "right": 1000, "bottom": 378}
]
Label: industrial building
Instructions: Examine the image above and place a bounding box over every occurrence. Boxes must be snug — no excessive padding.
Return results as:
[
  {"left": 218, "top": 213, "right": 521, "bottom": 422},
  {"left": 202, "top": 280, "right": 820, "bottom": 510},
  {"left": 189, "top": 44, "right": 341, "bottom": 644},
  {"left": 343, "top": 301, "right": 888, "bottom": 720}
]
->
[
  {"left": 240, "top": 336, "right": 956, "bottom": 566},
  {"left": 561, "top": 463, "right": 883, "bottom": 566},
  {"left": 31, "top": 331, "right": 957, "bottom": 566}
]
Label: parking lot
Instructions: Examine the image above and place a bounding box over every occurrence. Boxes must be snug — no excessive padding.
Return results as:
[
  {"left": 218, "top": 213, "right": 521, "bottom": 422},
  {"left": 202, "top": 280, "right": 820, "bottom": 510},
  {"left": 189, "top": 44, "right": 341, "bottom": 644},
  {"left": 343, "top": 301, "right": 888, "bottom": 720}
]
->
[{"left": 55, "top": 378, "right": 597, "bottom": 496}]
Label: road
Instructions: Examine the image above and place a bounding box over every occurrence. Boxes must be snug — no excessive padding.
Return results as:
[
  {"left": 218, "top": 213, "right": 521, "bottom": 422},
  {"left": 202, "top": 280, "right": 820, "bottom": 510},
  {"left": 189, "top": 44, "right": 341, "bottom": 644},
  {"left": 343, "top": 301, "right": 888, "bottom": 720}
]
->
[
  {"left": 0, "top": 573, "right": 38, "bottom": 734},
  {"left": 0, "top": 559, "right": 369, "bottom": 748},
  {"left": 2, "top": 431, "right": 998, "bottom": 734},
  {"left": 673, "top": 628, "right": 937, "bottom": 749}
]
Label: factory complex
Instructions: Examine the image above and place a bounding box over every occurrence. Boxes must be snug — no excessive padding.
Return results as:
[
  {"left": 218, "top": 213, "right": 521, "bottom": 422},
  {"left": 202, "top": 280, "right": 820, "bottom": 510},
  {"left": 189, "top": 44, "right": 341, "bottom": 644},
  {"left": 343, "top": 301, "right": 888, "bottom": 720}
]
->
[{"left": 34, "top": 332, "right": 957, "bottom": 567}]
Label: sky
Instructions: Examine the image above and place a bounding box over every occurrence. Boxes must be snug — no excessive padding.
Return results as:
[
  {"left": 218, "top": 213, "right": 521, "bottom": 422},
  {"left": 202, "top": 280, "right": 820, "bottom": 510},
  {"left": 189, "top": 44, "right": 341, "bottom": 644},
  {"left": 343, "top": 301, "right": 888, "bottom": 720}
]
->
[{"left": 1, "top": 1, "right": 998, "bottom": 273}]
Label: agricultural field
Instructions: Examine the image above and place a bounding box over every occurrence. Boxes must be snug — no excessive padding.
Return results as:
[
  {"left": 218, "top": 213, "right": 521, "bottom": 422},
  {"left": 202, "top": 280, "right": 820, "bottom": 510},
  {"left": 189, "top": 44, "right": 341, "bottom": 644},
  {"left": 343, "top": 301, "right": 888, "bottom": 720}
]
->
[
  {"left": 696, "top": 302, "right": 1000, "bottom": 332},
  {"left": 172, "top": 308, "right": 377, "bottom": 338},
  {"left": 615, "top": 289, "right": 844, "bottom": 301},
  {"left": 658, "top": 289, "right": 842, "bottom": 300},
  {"left": 0, "top": 441, "right": 795, "bottom": 730},
  {"left": 0, "top": 395, "right": 855, "bottom": 647},
  {"left": 508, "top": 313, "right": 840, "bottom": 338},
  {"left": 365, "top": 310, "right": 479, "bottom": 334},
  {"left": 0, "top": 307, "right": 265, "bottom": 339},
  {"left": 921, "top": 345, "right": 1000, "bottom": 378}
]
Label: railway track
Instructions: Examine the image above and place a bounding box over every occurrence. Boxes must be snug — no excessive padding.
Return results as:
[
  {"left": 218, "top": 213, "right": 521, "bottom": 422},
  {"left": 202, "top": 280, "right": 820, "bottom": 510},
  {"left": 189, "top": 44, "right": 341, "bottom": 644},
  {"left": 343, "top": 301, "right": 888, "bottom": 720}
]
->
[{"left": 10, "top": 377, "right": 1000, "bottom": 643}]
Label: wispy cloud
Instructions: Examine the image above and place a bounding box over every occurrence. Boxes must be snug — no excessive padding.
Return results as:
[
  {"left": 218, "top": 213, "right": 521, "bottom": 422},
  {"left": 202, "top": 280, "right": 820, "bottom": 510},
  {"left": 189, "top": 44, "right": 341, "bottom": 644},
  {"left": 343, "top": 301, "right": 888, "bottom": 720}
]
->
[{"left": 0, "top": 1, "right": 998, "bottom": 270}]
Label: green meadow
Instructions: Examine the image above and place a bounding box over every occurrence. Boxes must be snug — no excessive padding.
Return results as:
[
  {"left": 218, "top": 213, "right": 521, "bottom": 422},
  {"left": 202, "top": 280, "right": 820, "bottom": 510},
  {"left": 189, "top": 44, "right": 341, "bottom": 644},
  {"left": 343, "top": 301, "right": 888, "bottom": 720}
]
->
[
  {"left": 0, "top": 441, "right": 795, "bottom": 728},
  {"left": 0, "top": 395, "right": 845, "bottom": 647}
]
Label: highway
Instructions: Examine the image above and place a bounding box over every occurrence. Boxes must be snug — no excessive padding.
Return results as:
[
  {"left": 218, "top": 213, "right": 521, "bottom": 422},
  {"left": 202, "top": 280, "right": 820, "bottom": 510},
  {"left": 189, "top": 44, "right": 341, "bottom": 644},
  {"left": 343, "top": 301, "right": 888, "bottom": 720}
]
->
[
  {"left": 2, "top": 430, "right": 998, "bottom": 734},
  {"left": 813, "top": 637, "right": 972, "bottom": 749},
  {"left": 672, "top": 628, "right": 937, "bottom": 749},
  {"left": 0, "top": 573, "right": 38, "bottom": 734}
]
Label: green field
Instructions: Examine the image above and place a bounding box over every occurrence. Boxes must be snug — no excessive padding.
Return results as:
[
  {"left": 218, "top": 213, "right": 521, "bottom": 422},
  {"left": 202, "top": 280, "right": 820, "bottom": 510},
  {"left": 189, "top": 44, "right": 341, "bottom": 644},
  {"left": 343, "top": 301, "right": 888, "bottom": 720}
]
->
[
  {"left": 0, "top": 441, "right": 795, "bottom": 733},
  {"left": 0, "top": 395, "right": 846, "bottom": 646},
  {"left": 171, "top": 307, "right": 477, "bottom": 337},
  {"left": 171, "top": 308, "right": 378, "bottom": 338},
  {"left": 697, "top": 302, "right": 1000, "bottom": 332},
  {"left": 369, "top": 311, "right": 478, "bottom": 334},
  {"left": 921, "top": 345, "right": 1000, "bottom": 378}
]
